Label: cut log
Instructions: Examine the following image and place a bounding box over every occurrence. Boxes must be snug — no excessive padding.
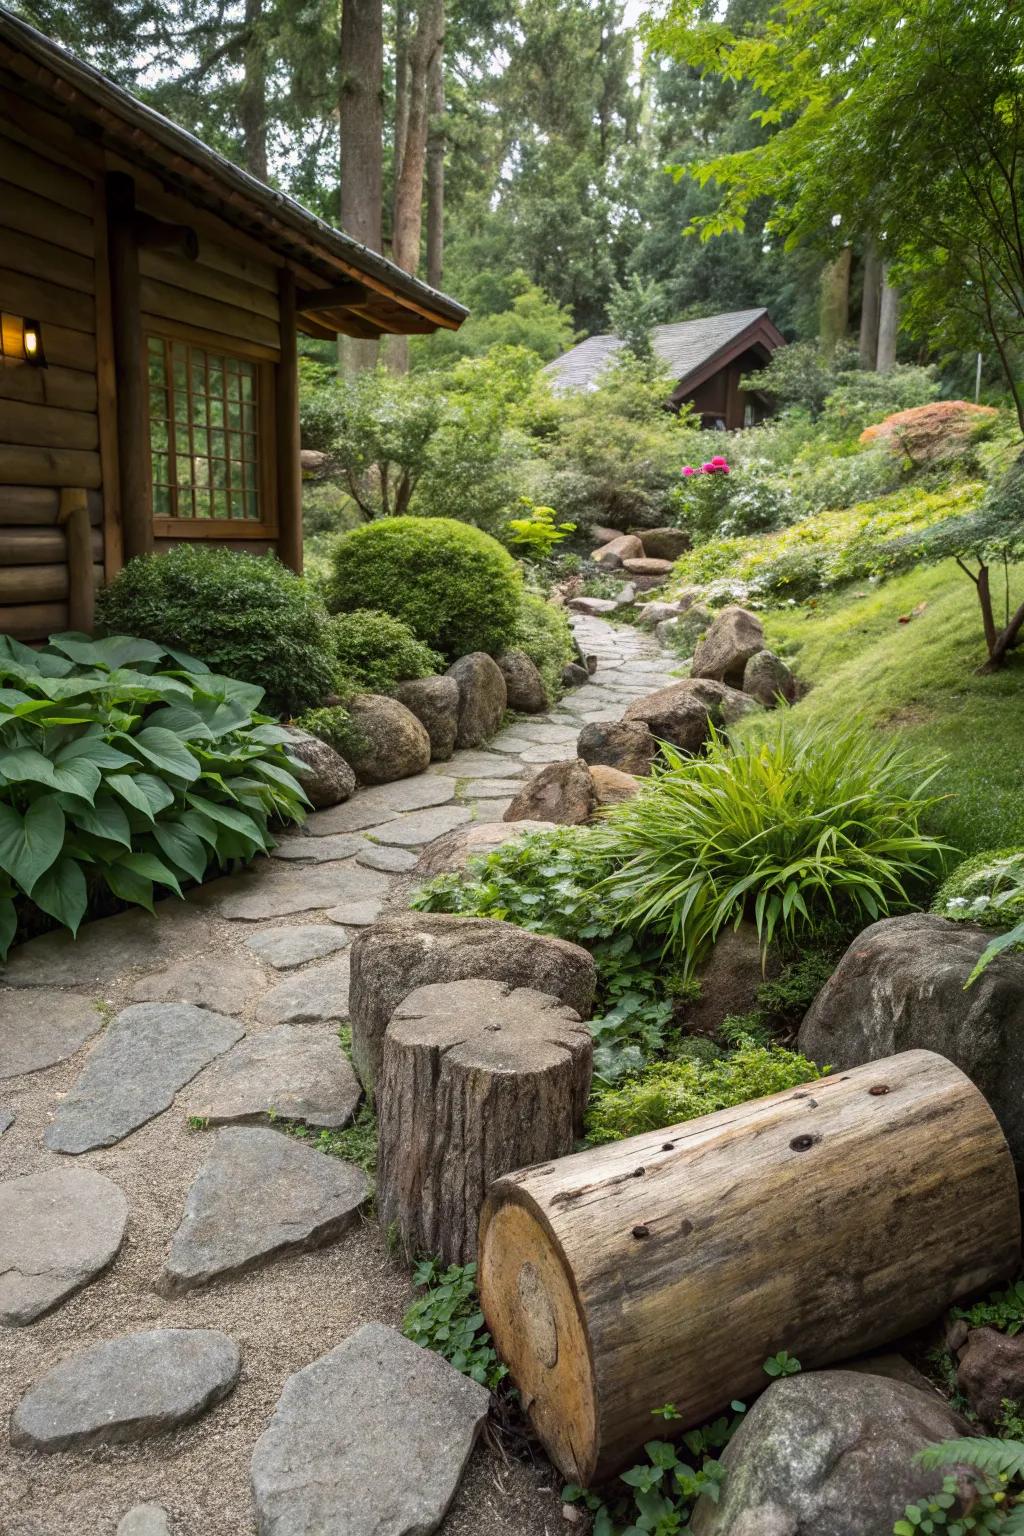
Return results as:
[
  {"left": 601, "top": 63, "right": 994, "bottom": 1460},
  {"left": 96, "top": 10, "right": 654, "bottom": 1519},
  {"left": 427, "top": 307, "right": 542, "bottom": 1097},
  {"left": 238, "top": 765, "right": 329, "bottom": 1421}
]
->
[
  {"left": 377, "top": 979, "right": 593, "bottom": 1266},
  {"left": 478, "top": 1049, "right": 1020, "bottom": 1488},
  {"left": 348, "top": 912, "right": 597, "bottom": 1101}
]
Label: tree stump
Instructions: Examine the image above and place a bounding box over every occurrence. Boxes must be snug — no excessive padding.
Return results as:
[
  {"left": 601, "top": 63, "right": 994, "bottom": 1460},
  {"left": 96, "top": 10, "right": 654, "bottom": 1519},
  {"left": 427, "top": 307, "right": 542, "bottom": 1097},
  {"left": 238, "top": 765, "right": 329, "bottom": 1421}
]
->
[
  {"left": 376, "top": 979, "right": 593, "bottom": 1266},
  {"left": 478, "top": 1049, "right": 1021, "bottom": 1487}
]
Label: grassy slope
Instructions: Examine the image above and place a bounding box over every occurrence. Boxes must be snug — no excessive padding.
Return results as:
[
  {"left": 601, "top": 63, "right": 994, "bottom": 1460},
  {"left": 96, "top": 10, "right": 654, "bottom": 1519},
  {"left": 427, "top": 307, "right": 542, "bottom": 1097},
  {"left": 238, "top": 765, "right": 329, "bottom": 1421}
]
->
[{"left": 759, "top": 557, "right": 1024, "bottom": 855}]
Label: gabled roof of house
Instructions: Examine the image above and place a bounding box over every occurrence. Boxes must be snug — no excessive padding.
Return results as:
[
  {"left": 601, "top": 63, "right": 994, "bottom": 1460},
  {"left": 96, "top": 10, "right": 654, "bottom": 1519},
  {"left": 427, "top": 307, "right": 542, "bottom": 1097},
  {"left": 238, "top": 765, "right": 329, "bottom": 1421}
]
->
[
  {"left": 545, "top": 308, "right": 785, "bottom": 396},
  {"left": 0, "top": 5, "right": 468, "bottom": 337}
]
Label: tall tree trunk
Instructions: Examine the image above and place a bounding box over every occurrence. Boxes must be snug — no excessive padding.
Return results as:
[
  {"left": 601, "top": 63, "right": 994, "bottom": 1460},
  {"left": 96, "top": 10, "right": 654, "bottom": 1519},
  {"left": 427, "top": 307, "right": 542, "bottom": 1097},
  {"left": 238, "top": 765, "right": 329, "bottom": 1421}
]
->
[
  {"left": 876, "top": 263, "right": 900, "bottom": 372},
  {"left": 394, "top": 0, "right": 410, "bottom": 208},
  {"left": 426, "top": 30, "right": 445, "bottom": 290},
  {"left": 240, "top": 0, "right": 268, "bottom": 181},
  {"left": 858, "top": 240, "right": 882, "bottom": 370},
  {"left": 390, "top": 0, "right": 445, "bottom": 371},
  {"left": 339, "top": 0, "right": 384, "bottom": 373},
  {"left": 819, "top": 247, "right": 851, "bottom": 357}
]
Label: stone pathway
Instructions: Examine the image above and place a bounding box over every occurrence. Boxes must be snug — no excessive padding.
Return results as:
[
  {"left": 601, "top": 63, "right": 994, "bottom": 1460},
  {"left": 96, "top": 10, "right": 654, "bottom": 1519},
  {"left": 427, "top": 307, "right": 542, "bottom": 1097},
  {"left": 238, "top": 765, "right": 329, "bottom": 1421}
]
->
[{"left": 0, "top": 616, "right": 677, "bottom": 1536}]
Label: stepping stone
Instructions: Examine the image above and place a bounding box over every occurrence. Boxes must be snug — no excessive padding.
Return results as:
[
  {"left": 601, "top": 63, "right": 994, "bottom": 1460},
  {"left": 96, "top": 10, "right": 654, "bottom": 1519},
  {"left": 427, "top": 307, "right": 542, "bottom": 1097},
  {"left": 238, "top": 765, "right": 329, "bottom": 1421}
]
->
[
  {"left": 130, "top": 954, "right": 263, "bottom": 1015},
  {"left": 118, "top": 1506, "right": 171, "bottom": 1536},
  {"left": 327, "top": 898, "right": 386, "bottom": 928},
  {"left": 0, "top": 991, "right": 102, "bottom": 1079},
  {"left": 208, "top": 861, "right": 389, "bottom": 921},
  {"left": 371, "top": 805, "right": 473, "bottom": 847},
  {"left": 0, "top": 1166, "right": 128, "bottom": 1325},
  {"left": 502, "top": 721, "right": 579, "bottom": 744},
  {"left": 355, "top": 843, "right": 419, "bottom": 873},
  {"left": 271, "top": 832, "right": 366, "bottom": 862},
  {"left": 462, "top": 798, "right": 513, "bottom": 820},
  {"left": 257, "top": 955, "right": 351, "bottom": 1026},
  {"left": 187, "top": 1027, "right": 361, "bottom": 1130},
  {"left": 0, "top": 1107, "right": 13, "bottom": 1133},
  {"left": 10, "top": 1328, "right": 241, "bottom": 1451},
  {"left": 250, "top": 1322, "right": 489, "bottom": 1536},
  {"left": 0, "top": 903, "right": 206, "bottom": 989},
  {"left": 246, "top": 925, "right": 350, "bottom": 970},
  {"left": 457, "top": 778, "right": 525, "bottom": 799},
  {"left": 519, "top": 742, "right": 579, "bottom": 764},
  {"left": 488, "top": 734, "right": 539, "bottom": 755},
  {"left": 44, "top": 1003, "right": 243, "bottom": 1155},
  {"left": 581, "top": 709, "right": 627, "bottom": 724},
  {"left": 160, "top": 1127, "right": 369, "bottom": 1293},
  {"left": 436, "top": 753, "right": 524, "bottom": 779},
  {"left": 307, "top": 777, "right": 459, "bottom": 835}
]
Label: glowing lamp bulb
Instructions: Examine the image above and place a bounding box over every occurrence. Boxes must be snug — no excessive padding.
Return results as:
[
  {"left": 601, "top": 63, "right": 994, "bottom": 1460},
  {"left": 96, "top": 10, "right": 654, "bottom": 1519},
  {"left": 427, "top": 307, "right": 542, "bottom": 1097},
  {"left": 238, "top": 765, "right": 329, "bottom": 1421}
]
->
[{"left": 24, "top": 327, "right": 38, "bottom": 357}]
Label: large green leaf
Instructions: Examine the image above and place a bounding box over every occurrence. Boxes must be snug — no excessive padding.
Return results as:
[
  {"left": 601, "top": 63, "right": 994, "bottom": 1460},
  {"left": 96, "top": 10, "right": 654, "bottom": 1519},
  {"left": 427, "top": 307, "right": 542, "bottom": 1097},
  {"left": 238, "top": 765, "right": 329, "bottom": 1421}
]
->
[
  {"left": 192, "top": 672, "right": 265, "bottom": 715},
  {"left": 108, "top": 771, "right": 176, "bottom": 821},
  {"left": 49, "top": 743, "right": 102, "bottom": 804},
  {"left": 2, "top": 634, "right": 73, "bottom": 677},
  {"left": 143, "top": 705, "right": 215, "bottom": 742},
  {"left": 48, "top": 634, "right": 167, "bottom": 671},
  {"left": 0, "top": 746, "right": 58, "bottom": 786},
  {"left": 68, "top": 794, "right": 132, "bottom": 849},
  {"left": 115, "top": 850, "right": 182, "bottom": 896},
  {"left": 151, "top": 819, "right": 209, "bottom": 884},
  {"left": 104, "top": 861, "right": 155, "bottom": 913},
  {"left": 187, "top": 793, "right": 267, "bottom": 847},
  {"left": 0, "top": 892, "right": 16, "bottom": 960},
  {"left": 129, "top": 726, "right": 201, "bottom": 782},
  {"left": 162, "top": 645, "right": 211, "bottom": 675},
  {"left": 0, "top": 797, "right": 65, "bottom": 894},
  {"left": 58, "top": 734, "right": 135, "bottom": 771},
  {"left": 31, "top": 855, "right": 88, "bottom": 935}
]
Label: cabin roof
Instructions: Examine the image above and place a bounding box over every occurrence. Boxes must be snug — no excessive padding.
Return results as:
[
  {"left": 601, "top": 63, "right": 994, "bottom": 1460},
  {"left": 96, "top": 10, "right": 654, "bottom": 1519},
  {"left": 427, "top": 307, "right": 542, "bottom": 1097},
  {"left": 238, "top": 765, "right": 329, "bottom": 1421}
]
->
[
  {"left": 0, "top": 6, "right": 468, "bottom": 337},
  {"left": 545, "top": 309, "right": 785, "bottom": 396}
]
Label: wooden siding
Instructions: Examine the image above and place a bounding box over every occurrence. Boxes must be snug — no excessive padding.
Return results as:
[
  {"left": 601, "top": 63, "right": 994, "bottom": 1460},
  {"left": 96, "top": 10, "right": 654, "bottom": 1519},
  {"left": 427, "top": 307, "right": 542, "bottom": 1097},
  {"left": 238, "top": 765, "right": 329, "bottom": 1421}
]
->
[{"left": 0, "top": 120, "right": 102, "bottom": 639}]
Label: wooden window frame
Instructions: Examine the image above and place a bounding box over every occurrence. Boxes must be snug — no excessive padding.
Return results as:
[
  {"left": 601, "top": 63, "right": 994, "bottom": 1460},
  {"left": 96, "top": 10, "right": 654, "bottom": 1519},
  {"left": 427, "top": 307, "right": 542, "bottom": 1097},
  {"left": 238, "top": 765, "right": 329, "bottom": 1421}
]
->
[{"left": 145, "top": 320, "right": 278, "bottom": 540}]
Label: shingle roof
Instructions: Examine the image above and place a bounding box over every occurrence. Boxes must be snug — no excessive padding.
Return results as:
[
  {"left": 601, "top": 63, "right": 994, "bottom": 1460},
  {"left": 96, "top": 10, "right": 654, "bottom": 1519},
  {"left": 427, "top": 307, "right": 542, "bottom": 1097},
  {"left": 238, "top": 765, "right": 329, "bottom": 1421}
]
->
[
  {"left": 545, "top": 309, "right": 773, "bottom": 393},
  {"left": 0, "top": 5, "right": 467, "bottom": 331}
]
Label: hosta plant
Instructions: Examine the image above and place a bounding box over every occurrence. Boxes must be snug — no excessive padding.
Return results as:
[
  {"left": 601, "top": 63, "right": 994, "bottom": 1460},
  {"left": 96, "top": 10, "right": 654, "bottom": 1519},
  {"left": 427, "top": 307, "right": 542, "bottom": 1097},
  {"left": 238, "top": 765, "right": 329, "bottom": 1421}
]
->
[
  {"left": 596, "top": 716, "right": 948, "bottom": 975},
  {"left": 0, "top": 632, "right": 308, "bottom": 955}
]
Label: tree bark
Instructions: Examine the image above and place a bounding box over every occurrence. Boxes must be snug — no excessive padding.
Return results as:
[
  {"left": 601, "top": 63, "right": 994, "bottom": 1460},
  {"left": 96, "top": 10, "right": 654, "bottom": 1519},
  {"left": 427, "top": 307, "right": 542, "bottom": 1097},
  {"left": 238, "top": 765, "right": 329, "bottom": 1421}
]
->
[
  {"left": 389, "top": 0, "right": 445, "bottom": 371},
  {"left": 239, "top": 0, "right": 268, "bottom": 181},
  {"left": 858, "top": 240, "right": 882, "bottom": 370},
  {"left": 425, "top": 29, "right": 445, "bottom": 291},
  {"left": 479, "top": 1049, "right": 1020, "bottom": 1488},
  {"left": 339, "top": 0, "right": 384, "bottom": 373},
  {"left": 876, "top": 263, "right": 900, "bottom": 371},
  {"left": 819, "top": 247, "right": 851, "bottom": 356},
  {"left": 376, "top": 978, "right": 593, "bottom": 1265}
]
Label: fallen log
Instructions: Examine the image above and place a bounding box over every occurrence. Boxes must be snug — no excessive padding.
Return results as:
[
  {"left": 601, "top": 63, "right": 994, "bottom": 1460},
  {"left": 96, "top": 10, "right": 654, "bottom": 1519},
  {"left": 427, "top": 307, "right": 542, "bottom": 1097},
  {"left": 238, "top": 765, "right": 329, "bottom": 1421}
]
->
[
  {"left": 478, "top": 1049, "right": 1020, "bottom": 1487},
  {"left": 377, "top": 978, "right": 592, "bottom": 1265}
]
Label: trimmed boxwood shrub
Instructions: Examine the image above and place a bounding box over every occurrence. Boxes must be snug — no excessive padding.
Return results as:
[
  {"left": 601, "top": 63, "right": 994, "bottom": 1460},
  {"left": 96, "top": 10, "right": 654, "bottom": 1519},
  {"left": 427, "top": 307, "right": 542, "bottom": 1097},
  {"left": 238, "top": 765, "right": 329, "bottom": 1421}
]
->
[
  {"left": 96, "top": 546, "right": 337, "bottom": 718},
  {"left": 327, "top": 516, "right": 523, "bottom": 660},
  {"left": 331, "top": 610, "right": 442, "bottom": 695},
  {"left": 514, "top": 592, "right": 575, "bottom": 699}
]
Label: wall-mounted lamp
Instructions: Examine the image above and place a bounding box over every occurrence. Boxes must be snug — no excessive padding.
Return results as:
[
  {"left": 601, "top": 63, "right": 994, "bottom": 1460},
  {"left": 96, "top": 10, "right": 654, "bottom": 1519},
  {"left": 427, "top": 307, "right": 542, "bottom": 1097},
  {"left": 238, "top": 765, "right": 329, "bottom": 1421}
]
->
[{"left": 1, "top": 312, "right": 47, "bottom": 367}]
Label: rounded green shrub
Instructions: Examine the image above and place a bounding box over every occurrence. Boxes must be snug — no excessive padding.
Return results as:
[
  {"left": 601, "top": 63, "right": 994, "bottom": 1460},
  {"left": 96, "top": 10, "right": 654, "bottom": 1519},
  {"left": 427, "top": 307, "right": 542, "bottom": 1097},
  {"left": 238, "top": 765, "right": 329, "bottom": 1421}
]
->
[
  {"left": 513, "top": 592, "right": 575, "bottom": 699},
  {"left": 330, "top": 609, "right": 442, "bottom": 695},
  {"left": 96, "top": 546, "right": 336, "bottom": 717},
  {"left": 327, "top": 516, "right": 523, "bottom": 659},
  {"left": 933, "top": 847, "right": 1024, "bottom": 929},
  {"left": 293, "top": 704, "right": 366, "bottom": 762}
]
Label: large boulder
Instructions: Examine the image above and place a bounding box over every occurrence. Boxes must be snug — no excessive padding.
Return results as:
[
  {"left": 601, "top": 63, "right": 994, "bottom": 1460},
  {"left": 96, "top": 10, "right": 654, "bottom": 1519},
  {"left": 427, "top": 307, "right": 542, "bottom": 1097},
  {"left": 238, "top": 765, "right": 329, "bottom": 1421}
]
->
[
  {"left": 692, "top": 606, "right": 766, "bottom": 687},
  {"left": 282, "top": 729, "right": 356, "bottom": 809},
  {"left": 624, "top": 677, "right": 759, "bottom": 754},
  {"left": 504, "top": 758, "right": 598, "bottom": 825},
  {"left": 495, "top": 650, "right": 549, "bottom": 714},
  {"left": 799, "top": 914, "right": 1024, "bottom": 1171},
  {"left": 956, "top": 1327, "right": 1024, "bottom": 1425},
  {"left": 684, "top": 922, "right": 781, "bottom": 1036},
  {"left": 621, "top": 557, "right": 673, "bottom": 577},
  {"left": 589, "top": 765, "right": 640, "bottom": 807},
  {"left": 348, "top": 911, "right": 597, "bottom": 1097},
  {"left": 577, "top": 720, "right": 658, "bottom": 777},
  {"left": 394, "top": 675, "right": 460, "bottom": 762},
  {"left": 743, "top": 648, "right": 797, "bottom": 707},
  {"left": 414, "top": 818, "right": 554, "bottom": 879},
  {"left": 447, "top": 652, "right": 507, "bottom": 748},
  {"left": 635, "top": 526, "right": 692, "bottom": 562},
  {"left": 690, "top": 1369, "right": 971, "bottom": 1536},
  {"left": 591, "top": 534, "right": 644, "bottom": 569},
  {"left": 635, "top": 600, "right": 687, "bottom": 631},
  {"left": 342, "top": 695, "right": 432, "bottom": 785}
]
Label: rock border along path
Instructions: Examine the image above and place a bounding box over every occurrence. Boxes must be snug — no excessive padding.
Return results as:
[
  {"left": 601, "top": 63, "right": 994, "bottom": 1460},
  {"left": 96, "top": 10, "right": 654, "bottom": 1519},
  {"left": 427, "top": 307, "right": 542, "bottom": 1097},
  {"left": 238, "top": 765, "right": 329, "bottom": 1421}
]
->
[{"left": 0, "top": 616, "right": 677, "bottom": 1536}]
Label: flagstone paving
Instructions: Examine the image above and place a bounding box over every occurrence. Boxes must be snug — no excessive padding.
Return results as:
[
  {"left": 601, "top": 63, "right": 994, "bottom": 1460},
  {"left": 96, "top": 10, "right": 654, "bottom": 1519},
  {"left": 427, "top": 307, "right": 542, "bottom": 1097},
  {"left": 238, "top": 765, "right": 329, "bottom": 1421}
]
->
[{"left": 0, "top": 615, "right": 677, "bottom": 1536}]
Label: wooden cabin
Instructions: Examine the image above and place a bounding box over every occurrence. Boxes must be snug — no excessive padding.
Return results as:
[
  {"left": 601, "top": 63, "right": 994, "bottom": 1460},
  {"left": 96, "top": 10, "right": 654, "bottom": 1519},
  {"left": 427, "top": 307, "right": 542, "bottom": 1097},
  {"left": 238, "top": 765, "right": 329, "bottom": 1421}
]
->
[
  {"left": 0, "top": 9, "right": 467, "bottom": 642},
  {"left": 545, "top": 308, "right": 785, "bottom": 429}
]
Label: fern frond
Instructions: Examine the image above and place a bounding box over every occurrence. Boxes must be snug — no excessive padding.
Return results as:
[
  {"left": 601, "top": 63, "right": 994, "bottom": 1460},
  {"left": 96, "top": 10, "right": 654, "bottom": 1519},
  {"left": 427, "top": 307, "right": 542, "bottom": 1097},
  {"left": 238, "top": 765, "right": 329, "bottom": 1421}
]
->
[
  {"left": 916, "top": 1436, "right": 1024, "bottom": 1480},
  {"left": 1000, "top": 1506, "right": 1024, "bottom": 1536}
]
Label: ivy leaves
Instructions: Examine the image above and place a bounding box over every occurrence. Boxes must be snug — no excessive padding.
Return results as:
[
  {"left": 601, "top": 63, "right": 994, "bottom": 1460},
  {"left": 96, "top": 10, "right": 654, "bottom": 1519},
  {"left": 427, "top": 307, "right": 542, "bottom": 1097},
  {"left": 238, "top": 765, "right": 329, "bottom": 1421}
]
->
[{"left": 0, "top": 632, "right": 309, "bottom": 955}]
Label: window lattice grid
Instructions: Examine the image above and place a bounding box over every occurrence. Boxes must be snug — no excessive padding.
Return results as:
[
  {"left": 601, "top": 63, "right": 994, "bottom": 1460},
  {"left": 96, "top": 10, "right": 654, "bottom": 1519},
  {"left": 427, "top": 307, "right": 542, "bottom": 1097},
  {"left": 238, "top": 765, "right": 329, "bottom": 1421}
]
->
[{"left": 147, "top": 335, "right": 261, "bottom": 521}]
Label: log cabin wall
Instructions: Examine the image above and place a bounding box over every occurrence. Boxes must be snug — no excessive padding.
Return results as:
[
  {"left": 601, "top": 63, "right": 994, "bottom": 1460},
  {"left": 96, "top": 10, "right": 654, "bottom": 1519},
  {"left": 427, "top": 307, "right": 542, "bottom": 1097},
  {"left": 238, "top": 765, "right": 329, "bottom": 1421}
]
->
[{"left": 0, "top": 118, "right": 105, "bottom": 640}]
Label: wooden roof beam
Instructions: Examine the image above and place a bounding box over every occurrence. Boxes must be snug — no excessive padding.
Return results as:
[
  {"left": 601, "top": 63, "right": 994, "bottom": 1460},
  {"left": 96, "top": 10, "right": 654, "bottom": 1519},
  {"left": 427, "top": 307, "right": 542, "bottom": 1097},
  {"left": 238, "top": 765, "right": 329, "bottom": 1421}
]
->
[{"left": 298, "top": 281, "right": 367, "bottom": 313}]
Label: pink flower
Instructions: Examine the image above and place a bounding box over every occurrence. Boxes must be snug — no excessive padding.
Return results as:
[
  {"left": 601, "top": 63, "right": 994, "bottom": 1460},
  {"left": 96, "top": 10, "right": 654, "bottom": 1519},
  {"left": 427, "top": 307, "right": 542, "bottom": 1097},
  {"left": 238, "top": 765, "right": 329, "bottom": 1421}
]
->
[
  {"left": 700, "top": 462, "right": 716, "bottom": 473},
  {"left": 710, "top": 456, "right": 730, "bottom": 469},
  {"left": 681, "top": 465, "right": 696, "bottom": 476}
]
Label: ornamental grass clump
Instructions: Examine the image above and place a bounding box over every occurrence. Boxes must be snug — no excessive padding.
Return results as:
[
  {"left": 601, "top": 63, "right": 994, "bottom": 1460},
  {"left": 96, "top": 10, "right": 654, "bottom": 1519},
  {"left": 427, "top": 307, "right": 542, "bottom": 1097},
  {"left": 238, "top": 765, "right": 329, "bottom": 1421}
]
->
[{"left": 596, "top": 716, "right": 948, "bottom": 975}]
